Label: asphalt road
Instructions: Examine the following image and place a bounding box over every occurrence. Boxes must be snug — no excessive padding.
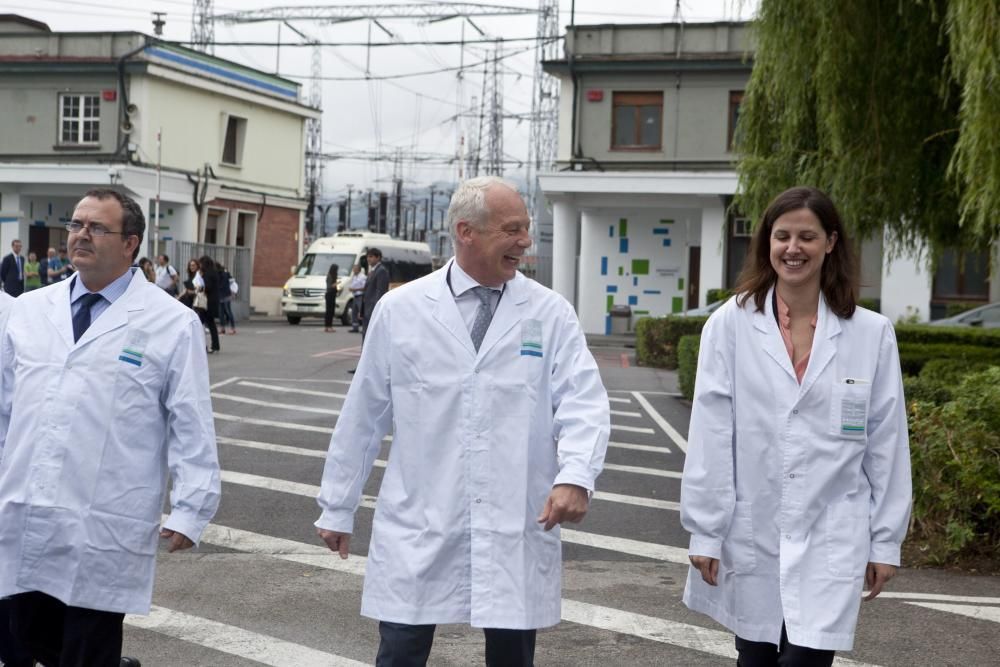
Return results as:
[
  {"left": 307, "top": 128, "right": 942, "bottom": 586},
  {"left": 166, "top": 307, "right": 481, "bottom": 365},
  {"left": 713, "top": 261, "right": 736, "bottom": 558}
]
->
[{"left": 121, "top": 319, "right": 1000, "bottom": 666}]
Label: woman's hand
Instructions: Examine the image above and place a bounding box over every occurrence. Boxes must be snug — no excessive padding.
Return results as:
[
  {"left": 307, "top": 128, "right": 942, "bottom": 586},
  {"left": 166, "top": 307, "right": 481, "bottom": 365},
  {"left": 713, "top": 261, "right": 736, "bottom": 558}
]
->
[
  {"left": 689, "top": 555, "right": 720, "bottom": 586},
  {"left": 863, "top": 562, "right": 897, "bottom": 601}
]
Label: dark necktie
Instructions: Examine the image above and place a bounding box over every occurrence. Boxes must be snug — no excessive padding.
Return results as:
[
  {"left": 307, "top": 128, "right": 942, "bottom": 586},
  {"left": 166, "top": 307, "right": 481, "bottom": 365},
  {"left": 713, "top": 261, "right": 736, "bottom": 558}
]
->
[
  {"left": 72, "top": 293, "right": 104, "bottom": 343},
  {"left": 470, "top": 286, "right": 496, "bottom": 352}
]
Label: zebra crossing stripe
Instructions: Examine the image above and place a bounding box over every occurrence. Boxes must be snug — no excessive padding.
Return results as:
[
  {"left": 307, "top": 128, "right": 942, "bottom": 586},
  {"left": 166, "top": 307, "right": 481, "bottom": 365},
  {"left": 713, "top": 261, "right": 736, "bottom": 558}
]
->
[
  {"left": 218, "top": 471, "right": 687, "bottom": 563},
  {"left": 126, "top": 605, "right": 370, "bottom": 667}
]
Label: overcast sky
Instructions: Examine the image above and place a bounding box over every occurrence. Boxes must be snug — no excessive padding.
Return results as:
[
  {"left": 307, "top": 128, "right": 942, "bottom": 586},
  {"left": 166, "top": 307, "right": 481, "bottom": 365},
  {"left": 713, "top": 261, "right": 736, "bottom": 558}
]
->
[{"left": 10, "top": 0, "right": 757, "bottom": 208}]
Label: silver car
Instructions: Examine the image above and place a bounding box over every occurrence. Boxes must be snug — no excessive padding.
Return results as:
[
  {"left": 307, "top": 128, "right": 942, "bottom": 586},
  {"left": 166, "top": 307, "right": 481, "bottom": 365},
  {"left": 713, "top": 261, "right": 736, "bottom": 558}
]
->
[{"left": 929, "top": 302, "right": 1000, "bottom": 328}]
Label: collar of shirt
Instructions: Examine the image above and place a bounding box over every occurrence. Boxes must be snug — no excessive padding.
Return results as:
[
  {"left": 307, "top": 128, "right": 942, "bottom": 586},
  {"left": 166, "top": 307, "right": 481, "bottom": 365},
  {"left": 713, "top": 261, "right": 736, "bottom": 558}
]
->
[
  {"left": 449, "top": 259, "right": 505, "bottom": 334},
  {"left": 71, "top": 267, "right": 135, "bottom": 307},
  {"left": 450, "top": 259, "right": 504, "bottom": 297}
]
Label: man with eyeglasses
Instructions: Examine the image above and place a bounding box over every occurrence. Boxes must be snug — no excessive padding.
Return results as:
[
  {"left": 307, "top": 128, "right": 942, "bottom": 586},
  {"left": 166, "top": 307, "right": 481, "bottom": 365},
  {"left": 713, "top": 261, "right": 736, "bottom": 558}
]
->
[{"left": 0, "top": 188, "right": 221, "bottom": 667}]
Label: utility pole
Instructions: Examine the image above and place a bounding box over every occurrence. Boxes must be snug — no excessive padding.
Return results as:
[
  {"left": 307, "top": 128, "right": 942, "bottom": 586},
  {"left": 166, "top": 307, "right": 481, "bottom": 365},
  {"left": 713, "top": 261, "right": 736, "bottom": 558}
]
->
[{"left": 346, "top": 184, "right": 353, "bottom": 229}]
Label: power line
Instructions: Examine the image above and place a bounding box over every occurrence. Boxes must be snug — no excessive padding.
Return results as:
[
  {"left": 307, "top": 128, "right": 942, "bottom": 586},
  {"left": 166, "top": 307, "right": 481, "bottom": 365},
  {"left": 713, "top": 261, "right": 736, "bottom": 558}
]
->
[{"left": 170, "top": 34, "right": 555, "bottom": 48}]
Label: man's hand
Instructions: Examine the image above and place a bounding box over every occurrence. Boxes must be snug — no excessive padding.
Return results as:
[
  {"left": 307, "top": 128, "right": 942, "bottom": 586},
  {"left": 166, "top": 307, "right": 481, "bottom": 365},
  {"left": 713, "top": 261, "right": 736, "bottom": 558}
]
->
[
  {"left": 863, "top": 562, "right": 897, "bottom": 601},
  {"left": 318, "top": 528, "right": 351, "bottom": 559},
  {"left": 159, "top": 529, "right": 194, "bottom": 553},
  {"left": 537, "top": 484, "right": 589, "bottom": 531},
  {"left": 689, "top": 555, "right": 719, "bottom": 586}
]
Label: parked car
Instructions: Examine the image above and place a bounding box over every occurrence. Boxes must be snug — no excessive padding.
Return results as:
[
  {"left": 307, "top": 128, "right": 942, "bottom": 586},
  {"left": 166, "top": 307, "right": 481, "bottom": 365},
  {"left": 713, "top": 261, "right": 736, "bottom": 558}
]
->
[
  {"left": 929, "top": 301, "right": 1000, "bottom": 328},
  {"left": 678, "top": 298, "right": 728, "bottom": 317}
]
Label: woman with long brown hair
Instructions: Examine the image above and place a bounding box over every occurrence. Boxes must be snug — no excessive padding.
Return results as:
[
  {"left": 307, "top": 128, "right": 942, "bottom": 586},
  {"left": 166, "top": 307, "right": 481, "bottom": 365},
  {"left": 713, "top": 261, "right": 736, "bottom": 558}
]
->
[{"left": 680, "top": 186, "right": 912, "bottom": 665}]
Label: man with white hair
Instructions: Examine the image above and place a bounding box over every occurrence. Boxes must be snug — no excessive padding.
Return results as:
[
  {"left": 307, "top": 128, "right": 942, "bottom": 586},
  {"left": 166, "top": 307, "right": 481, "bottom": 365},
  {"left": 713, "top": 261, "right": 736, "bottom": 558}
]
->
[{"left": 315, "top": 176, "right": 610, "bottom": 665}]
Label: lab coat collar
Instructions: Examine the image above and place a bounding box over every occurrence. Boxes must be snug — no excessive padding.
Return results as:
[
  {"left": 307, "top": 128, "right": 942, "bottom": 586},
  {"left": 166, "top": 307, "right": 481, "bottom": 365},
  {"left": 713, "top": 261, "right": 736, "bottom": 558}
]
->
[
  {"left": 45, "top": 269, "right": 148, "bottom": 350},
  {"left": 427, "top": 258, "right": 529, "bottom": 359},
  {"left": 752, "top": 286, "right": 842, "bottom": 396}
]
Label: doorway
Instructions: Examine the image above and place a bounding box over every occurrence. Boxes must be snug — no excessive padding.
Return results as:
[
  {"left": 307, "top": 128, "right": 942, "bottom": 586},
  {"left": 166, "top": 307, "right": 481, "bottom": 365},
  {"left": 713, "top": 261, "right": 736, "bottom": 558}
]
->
[{"left": 687, "top": 247, "right": 701, "bottom": 310}]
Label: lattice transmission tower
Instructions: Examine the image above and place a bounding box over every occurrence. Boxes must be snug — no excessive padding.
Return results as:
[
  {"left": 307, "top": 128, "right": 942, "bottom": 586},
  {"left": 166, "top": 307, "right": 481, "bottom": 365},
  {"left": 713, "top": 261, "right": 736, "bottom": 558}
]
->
[
  {"left": 191, "top": 0, "right": 214, "bottom": 53},
  {"left": 483, "top": 42, "right": 504, "bottom": 176}
]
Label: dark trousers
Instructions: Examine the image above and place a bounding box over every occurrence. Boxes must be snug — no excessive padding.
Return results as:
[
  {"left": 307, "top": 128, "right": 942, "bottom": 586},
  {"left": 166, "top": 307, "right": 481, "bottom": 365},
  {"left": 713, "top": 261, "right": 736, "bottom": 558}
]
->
[
  {"left": 735, "top": 624, "right": 835, "bottom": 667},
  {"left": 325, "top": 291, "right": 337, "bottom": 328},
  {"left": 0, "top": 597, "right": 34, "bottom": 667},
  {"left": 7, "top": 591, "right": 125, "bottom": 667},
  {"left": 376, "top": 621, "right": 536, "bottom": 667},
  {"left": 219, "top": 300, "right": 236, "bottom": 330}
]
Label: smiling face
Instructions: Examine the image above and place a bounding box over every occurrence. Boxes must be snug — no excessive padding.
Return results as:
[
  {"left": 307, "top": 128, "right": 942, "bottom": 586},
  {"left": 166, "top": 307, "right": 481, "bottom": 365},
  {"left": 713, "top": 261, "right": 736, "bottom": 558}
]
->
[
  {"left": 68, "top": 196, "right": 138, "bottom": 291},
  {"left": 769, "top": 207, "right": 837, "bottom": 292},
  {"left": 455, "top": 185, "right": 531, "bottom": 287}
]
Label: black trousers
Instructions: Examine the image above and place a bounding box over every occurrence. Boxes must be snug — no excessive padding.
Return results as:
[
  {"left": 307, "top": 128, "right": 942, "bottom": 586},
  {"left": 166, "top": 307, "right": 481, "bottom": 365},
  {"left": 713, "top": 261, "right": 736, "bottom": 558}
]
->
[
  {"left": 0, "top": 597, "right": 34, "bottom": 667},
  {"left": 7, "top": 591, "right": 125, "bottom": 667},
  {"left": 735, "top": 624, "right": 835, "bottom": 667},
  {"left": 376, "top": 621, "right": 536, "bottom": 667},
  {"left": 325, "top": 291, "right": 337, "bottom": 328}
]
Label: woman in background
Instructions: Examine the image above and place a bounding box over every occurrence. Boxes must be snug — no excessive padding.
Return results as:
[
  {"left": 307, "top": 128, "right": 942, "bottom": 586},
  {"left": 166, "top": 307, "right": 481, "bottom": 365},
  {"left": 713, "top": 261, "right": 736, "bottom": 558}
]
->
[
  {"left": 217, "top": 263, "right": 237, "bottom": 335},
  {"left": 324, "top": 263, "right": 340, "bottom": 333},
  {"left": 198, "top": 255, "right": 221, "bottom": 353},
  {"left": 23, "top": 252, "right": 41, "bottom": 291}
]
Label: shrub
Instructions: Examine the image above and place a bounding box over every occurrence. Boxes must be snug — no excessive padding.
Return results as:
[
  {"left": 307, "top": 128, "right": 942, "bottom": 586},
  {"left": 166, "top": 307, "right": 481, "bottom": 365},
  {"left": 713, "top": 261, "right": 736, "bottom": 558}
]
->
[
  {"left": 857, "top": 297, "right": 880, "bottom": 313},
  {"left": 634, "top": 316, "right": 709, "bottom": 369},
  {"left": 677, "top": 335, "right": 700, "bottom": 400},
  {"left": 897, "top": 342, "right": 1000, "bottom": 376},
  {"left": 894, "top": 324, "right": 1000, "bottom": 348},
  {"left": 907, "top": 367, "right": 1000, "bottom": 565},
  {"left": 706, "top": 288, "right": 732, "bottom": 305}
]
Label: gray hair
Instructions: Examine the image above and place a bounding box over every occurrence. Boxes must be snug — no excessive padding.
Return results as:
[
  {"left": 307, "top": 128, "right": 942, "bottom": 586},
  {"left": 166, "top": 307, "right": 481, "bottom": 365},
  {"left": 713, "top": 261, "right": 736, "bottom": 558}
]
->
[{"left": 446, "top": 176, "right": 520, "bottom": 241}]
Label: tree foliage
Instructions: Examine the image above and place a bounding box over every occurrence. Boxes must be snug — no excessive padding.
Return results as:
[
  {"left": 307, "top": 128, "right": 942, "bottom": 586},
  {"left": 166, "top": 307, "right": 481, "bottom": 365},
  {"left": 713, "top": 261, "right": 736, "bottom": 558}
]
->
[{"left": 735, "top": 0, "right": 999, "bottom": 254}]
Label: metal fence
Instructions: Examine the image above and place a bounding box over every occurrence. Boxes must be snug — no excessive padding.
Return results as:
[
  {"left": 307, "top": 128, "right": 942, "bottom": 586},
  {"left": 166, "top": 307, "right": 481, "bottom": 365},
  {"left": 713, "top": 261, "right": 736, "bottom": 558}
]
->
[{"left": 166, "top": 240, "right": 253, "bottom": 321}]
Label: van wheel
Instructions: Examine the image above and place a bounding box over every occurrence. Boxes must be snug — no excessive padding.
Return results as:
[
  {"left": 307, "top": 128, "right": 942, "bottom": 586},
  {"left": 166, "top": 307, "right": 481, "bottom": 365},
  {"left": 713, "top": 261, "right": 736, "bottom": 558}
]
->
[{"left": 287, "top": 316, "right": 301, "bottom": 325}]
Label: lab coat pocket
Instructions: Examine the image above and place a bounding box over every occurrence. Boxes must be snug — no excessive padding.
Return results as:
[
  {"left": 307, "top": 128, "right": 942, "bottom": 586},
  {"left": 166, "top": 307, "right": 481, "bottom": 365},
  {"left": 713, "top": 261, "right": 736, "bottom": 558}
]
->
[
  {"left": 825, "top": 499, "right": 870, "bottom": 579},
  {"left": 829, "top": 380, "right": 871, "bottom": 440},
  {"left": 391, "top": 383, "right": 425, "bottom": 426},
  {"left": 721, "top": 500, "right": 756, "bottom": 573},
  {"left": 80, "top": 510, "right": 159, "bottom": 592}
]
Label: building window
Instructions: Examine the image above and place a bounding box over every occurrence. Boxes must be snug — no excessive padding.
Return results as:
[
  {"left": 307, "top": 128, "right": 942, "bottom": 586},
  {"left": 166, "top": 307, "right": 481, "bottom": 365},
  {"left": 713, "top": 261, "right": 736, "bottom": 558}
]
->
[
  {"left": 731, "top": 217, "right": 752, "bottom": 237},
  {"left": 221, "top": 115, "right": 248, "bottom": 166},
  {"left": 611, "top": 92, "right": 662, "bottom": 150},
  {"left": 933, "top": 249, "right": 990, "bottom": 301},
  {"left": 728, "top": 91, "right": 744, "bottom": 151},
  {"left": 59, "top": 93, "right": 100, "bottom": 144}
]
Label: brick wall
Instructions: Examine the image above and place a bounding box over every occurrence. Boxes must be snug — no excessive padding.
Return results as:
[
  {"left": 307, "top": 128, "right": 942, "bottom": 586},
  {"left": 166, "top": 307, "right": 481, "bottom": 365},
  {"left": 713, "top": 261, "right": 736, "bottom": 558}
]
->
[{"left": 205, "top": 198, "right": 300, "bottom": 288}]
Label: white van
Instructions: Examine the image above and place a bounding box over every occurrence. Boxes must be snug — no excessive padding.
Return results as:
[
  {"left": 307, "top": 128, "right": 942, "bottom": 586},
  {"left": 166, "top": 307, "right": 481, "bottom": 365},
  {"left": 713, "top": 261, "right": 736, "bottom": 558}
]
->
[{"left": 281, "top": 231, "right": 433, "bottom": 325}]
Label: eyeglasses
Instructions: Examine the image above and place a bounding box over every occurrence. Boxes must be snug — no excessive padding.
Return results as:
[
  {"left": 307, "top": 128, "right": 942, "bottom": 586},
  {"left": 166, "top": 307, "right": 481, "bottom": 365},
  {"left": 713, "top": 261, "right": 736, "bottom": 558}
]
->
[{"left": 65, "top": 221, "right": 130, "bottom": 237}]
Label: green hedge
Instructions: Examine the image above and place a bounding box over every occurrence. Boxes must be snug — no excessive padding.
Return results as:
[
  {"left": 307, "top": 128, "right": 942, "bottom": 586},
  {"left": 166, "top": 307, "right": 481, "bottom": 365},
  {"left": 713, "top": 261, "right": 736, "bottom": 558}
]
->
[
  {"left": 706, "top": 288, "right": 732, "bottom": 305},
  {"left": 903, "top": 358, "right": 999, "bottom": 405},
  {"left": 894, "top": 324, "right": 1000, "bottom": 348},
  {"left": 897, "top": 342, "right": 1000, "bottom": 376},
  {"left": 635, "top": 316, "right": 709, "bottom": 369},
  {"left": 908, "top": 367, "right": 1000, "bottom": 565},
  {"left": 677, "top": 335, "right": 700, "bottom": 400}
]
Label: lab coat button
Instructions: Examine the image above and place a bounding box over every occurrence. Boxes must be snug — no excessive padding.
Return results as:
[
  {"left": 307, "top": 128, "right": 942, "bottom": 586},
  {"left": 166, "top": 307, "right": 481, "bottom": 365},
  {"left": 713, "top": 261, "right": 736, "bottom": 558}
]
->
[
  {"left": 789, "top": 473, "right": 795, "bottom": 479},
  {"left": 792, "top": 409, "right": 799, "bottom": 414},
  {"left": 785, "top": 534, "right": 791, "bottom": 540},
  {"left": 475, "top": 498, "right": 482, "bottom": 504}
]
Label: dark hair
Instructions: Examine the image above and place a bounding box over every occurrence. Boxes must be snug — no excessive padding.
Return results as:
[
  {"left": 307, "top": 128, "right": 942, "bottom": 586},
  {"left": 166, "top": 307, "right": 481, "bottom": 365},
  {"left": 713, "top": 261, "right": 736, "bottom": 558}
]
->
[
  {"left": 734, "top": 186, "right": 858, "bottom": 318},
  {"left": 160, "top": 254, "right": 170, "bottom": 262},
  {"left": 199, "top": 255, "right": 217, "bottom": 275},
  {"left": 82, "top": 188, "right": 145, "bottom": 260},
  {"left": 367, "top": 247, "right": 382, "bottom": 259},
  {"left": 187, "top": 258, "right": 199, "bottom": 277},
  {"left": 327, "top": 263, "right": 339, "bottom": 278}
]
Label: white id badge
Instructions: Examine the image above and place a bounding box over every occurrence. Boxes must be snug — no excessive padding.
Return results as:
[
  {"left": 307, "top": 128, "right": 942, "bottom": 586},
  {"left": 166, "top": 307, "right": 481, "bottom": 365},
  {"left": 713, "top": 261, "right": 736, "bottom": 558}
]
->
[{"left": 838, "top": 378, "right": 870, "bottom": 435}]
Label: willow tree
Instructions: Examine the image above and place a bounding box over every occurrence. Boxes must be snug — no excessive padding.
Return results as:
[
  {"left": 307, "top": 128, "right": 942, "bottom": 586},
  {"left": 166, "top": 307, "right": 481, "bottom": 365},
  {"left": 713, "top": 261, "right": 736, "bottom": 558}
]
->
[{"left": 735, "top": 0, "right": 999, "bottom": 254}]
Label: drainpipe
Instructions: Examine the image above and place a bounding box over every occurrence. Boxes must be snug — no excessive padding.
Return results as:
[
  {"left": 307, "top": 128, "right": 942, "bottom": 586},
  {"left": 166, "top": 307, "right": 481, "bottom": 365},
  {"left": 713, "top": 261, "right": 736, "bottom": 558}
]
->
[
  {"left": 115, "top": 36, "right": 152, "bottom": 163},
  {"left": 568, "top": 1, "right": 581, "bottom": 165}
]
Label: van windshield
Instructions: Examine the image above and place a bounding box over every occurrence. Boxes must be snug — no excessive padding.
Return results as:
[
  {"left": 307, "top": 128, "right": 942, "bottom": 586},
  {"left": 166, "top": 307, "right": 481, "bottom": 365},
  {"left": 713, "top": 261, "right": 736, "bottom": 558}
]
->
[{"left": 295, "top": 253, "right": 356, "bottom": 278}]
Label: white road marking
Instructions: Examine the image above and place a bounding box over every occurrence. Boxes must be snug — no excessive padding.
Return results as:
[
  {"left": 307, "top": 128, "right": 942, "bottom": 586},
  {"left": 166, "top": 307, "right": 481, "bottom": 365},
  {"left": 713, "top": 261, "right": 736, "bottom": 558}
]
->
[
  {"left": 608, "top": 441, "right": 671, "bottom": 455},
  {"left": 611, "top": 424, "right": 656, "bottom": 434},
  {"left": 878, "top": 592, "right": 1000, "bottom": 604},
  {"left": 312, "top": 346, "right": 363, "bottom": 358},
  {"left": 212, "top": 393, "right": 341, "bottom": 416},
  {"left": 603, "top": 462, "right": 681, "bottom": 479},
  {"left": 632, "top": 391, "right": 688, "bottom": 453},
  {"left": 126, "top": 606, "right": 370, "bottom": 667},
  {"left": 219, "top": 471, "right": 684, "bottom": 562},
  {"left": 903, "top": 602, "right": 1000, "bottom": 624},
  {"left": 608, "top": 396, "right": 632, "bottom": 404},
  {"left": 609, "top": 409, "right": 643, "bottom": 418},
  {"left": 243, "top": 376, "right": 354, "bottom": 386},
  {"left": 209, "top": 376, "right": 242, "bottom": 390},
  {"left": 255, "top": 330, "right": 275, "bottom": 334},
  {"left": 214, "top": 413, "right": 333, "bottom": 434},
  {"left": 593, "top": 491, "right": 678, "bottom": 511},
  {"left": 238, "top": 380, "right": 348, "bottom": 400},
  {"left": 560, "top": 601, "right": 877, "bottom": 666},
  {"left": 219, "top": 437, "right": 674, "bottom": 482}
]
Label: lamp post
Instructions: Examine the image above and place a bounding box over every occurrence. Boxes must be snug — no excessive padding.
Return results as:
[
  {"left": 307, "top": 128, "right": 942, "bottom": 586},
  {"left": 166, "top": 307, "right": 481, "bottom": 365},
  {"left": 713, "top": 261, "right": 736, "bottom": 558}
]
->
[{"left": 346, "top": 184, "right": 354, "bottom": 229}]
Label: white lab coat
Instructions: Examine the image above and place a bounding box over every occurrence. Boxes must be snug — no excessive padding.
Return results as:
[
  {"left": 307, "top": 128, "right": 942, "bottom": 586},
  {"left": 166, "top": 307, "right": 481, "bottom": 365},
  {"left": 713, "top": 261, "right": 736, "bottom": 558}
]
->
[
  {"left": 0, "top": 290, "right": 13, "bottom": 314},
  {"left": 680, "top": 289, "right": 912, "bottom": 651},
  {"left": 316, "top": 260, "right": 610, "bottom": 629},
  {"left": 0, "top": 271, "right": 221, "bottom": 614}
]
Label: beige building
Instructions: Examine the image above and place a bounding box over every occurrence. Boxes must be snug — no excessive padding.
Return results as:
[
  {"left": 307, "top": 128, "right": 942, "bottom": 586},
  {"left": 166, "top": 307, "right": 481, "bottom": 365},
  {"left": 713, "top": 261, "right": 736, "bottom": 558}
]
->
[{"left": 0, "top": 14, "right": 320, "bottom": 315}]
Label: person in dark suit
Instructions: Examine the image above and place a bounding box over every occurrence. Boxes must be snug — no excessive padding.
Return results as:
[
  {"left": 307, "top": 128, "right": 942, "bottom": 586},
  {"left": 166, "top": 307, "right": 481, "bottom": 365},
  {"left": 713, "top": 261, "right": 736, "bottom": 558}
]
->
[
  {"left": 360, "top": 247, "right": 389, "bottom": 343},
  {"left": 198, "top": 255, "right": 221, "bottom": 353},
  {"left": 0, "top": 239, "right": 25, "bottom": 296}
]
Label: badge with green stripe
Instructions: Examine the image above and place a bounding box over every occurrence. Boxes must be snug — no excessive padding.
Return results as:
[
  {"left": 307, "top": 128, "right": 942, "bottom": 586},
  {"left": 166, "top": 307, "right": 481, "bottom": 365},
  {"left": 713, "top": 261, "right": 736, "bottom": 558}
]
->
[
  {"left": 119, "top": 331, "right": 149, "bottom": 368},
  {"left": 520, "top": 319, "right": 543, "bottom": 358}
]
